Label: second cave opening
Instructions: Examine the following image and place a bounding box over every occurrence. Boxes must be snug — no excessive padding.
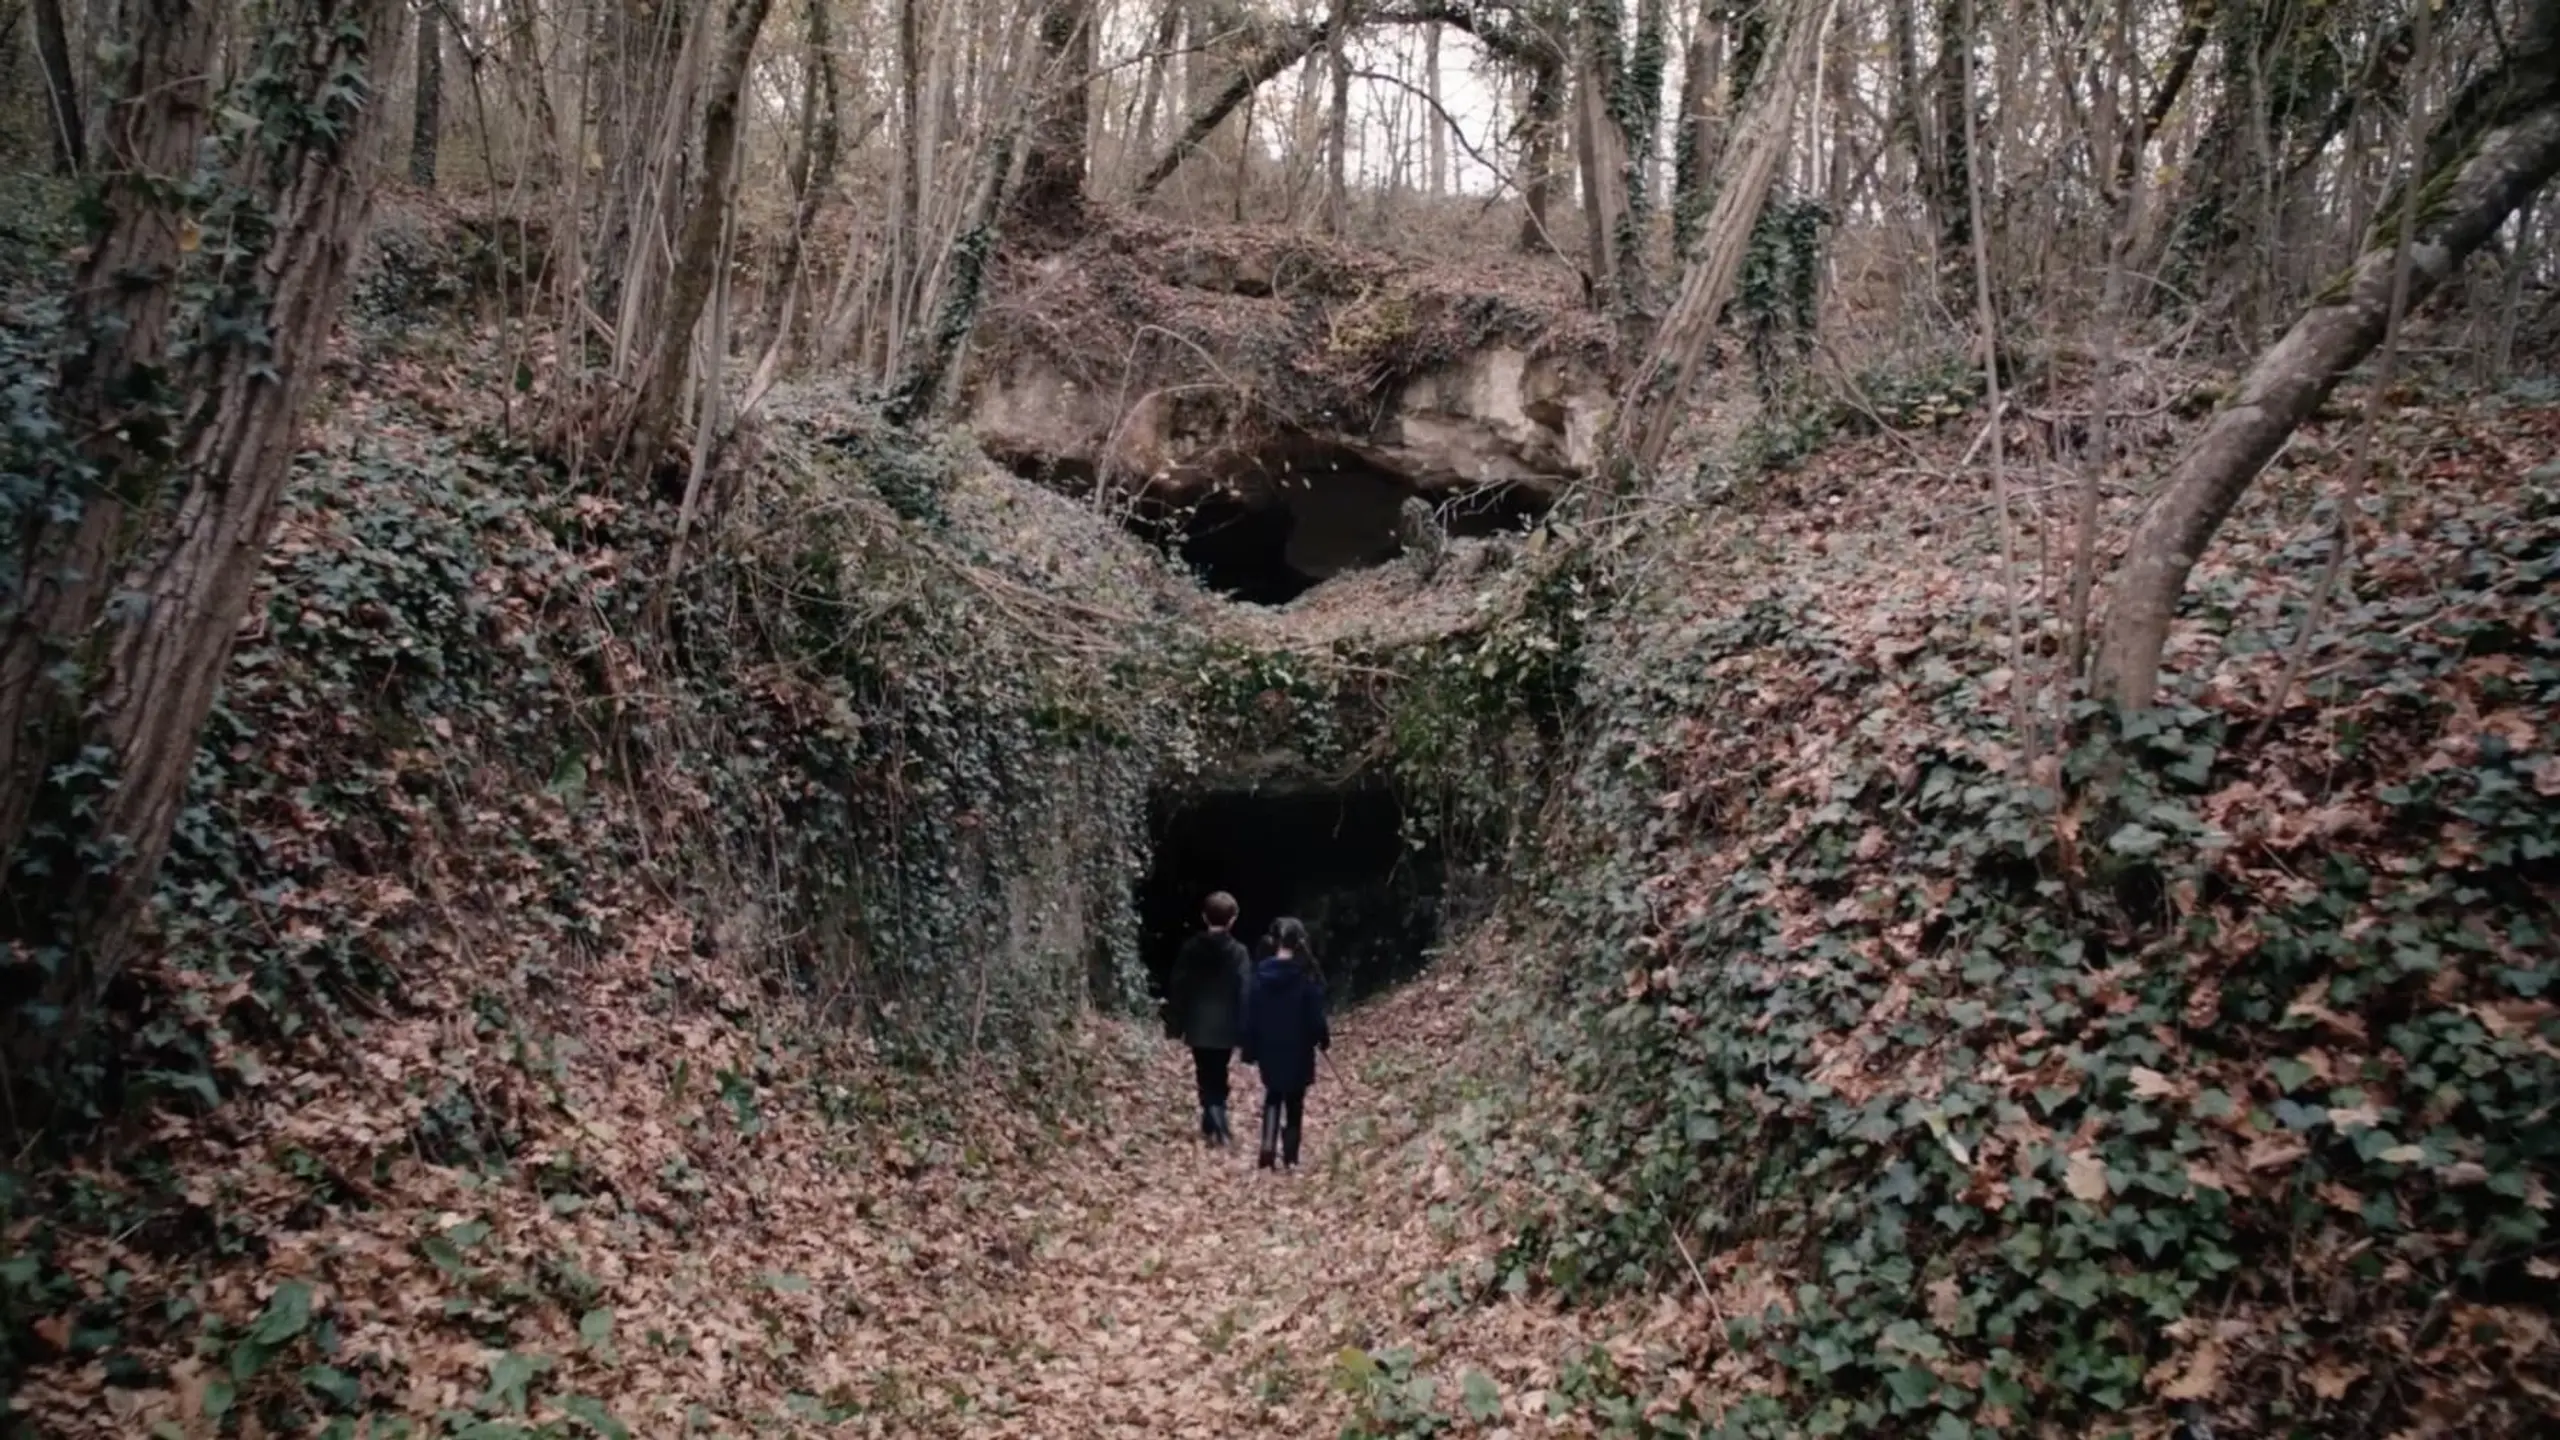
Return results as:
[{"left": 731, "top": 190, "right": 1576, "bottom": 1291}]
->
[
  {"left": 1137, "top": 784, "right": 1444, "bottom": 1017},
  {"left": 1122, "top": 446, "right": 1552, "bottom": 606}
]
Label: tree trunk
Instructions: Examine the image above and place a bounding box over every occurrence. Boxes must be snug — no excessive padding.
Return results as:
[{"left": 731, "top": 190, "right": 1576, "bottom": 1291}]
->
[
  {"left": 1325, "top": 0, "right": 1351, "bottom": 233},
  {"left": 1133, "top": 0, "right": 1182, "bottom": 161},
  {"left": 31, "top": 0, "right": 83, "bottom": 174},
  {"left": 411, "top": 0, "right": 442, "bottom": 187},
  {"left": 1016, "top": 0, "right": 1093, "bottom": 226},
  {"left": 1137, "top": 15, "right": 1328, "bottom": 196},
  {"left": 2110, "top": 0, "right": 2206, "bottom": 202},
  {"left": 1518, "top": 42, "right": 1565, "bottom": 252},
  {"left": 887, "top": 121, "right": 1021, "bottom": 425},
  {"left": 2092, "top": 5, "right": 2560, "bottom": 710},
  {"left": 1425, "top": 21, "right": 1446, "bottom": 195},
  {"left": 618, "top": 0, "right": 779, "bottom": 483},
  {"left": 1927, "top": 0, "right": 1972, "bottom": 311},
  {"left": 760, "top": 0, "right": 842, "bottom": 350},
  {"left": 1886, "top": 0, "right": 1922, "bottom": 186},
  {"left": 0, "top": 0, "right": 411, "bottom": 1130},
  {"left": 501, "top": 0, "right": 561, "bottom": 180},
  {"left": 1673, "top": 7, "right": 1724, "bottom": 253},
  {"left": 1610, "top": 0, "right": 1834, "bottom": 474}
]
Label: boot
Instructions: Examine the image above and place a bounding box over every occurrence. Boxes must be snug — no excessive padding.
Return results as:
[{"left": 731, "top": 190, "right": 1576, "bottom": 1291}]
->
[{"left": 1207, "top": 1103, "right": 1231, "bottom": 1146}]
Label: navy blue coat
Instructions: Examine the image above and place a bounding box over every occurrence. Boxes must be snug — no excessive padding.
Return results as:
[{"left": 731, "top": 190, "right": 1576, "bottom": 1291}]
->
[{"left": 1240, "top": 955, "right": 1330, "bottom": 1094}]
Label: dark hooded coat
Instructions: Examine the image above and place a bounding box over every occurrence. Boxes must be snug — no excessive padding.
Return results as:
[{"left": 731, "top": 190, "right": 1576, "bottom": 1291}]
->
[{"left": 1240, "top": 954, "right": 1330, "bottom": 1094}]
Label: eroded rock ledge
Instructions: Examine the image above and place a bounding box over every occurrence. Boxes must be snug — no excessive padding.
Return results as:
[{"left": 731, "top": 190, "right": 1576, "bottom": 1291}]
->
[{"left": 961, "top": 216, "right": 1619, "bottom": 511}]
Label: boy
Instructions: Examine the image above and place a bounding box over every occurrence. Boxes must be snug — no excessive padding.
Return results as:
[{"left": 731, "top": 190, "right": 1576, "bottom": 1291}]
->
[{"left": 1167, "top": 891, "right": 1251, "bottom": 1146}]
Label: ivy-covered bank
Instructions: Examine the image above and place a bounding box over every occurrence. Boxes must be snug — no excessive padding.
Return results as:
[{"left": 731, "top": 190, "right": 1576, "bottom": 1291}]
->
[{"left": 1505, "top": 400, "right": 2560, "bottom": 1436}]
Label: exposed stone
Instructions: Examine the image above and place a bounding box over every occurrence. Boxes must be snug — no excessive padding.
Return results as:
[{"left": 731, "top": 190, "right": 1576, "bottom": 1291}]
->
[{"left": 962, "top": 214, "right": 1619, "bottom": 511}]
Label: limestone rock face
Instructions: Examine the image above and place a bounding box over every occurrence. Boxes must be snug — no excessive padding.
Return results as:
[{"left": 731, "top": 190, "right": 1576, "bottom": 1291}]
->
[
  {"left": 961, "top": 217, "right": 1618, "bottom": 511},
  {"left": 1351, "top": 346, "right": 1608, "bottom": 493},
  {"left": 968, "top": 343, "right": 1606, "bottom": 501}
]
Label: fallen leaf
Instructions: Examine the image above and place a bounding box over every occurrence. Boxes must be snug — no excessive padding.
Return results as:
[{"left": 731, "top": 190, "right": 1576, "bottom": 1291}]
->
[
  {"left": 2064, "top": 1150, "right": 2111, "bottom": 1203},
  {"left": 2246, "top": 1135, "right": 2309, "bottom": 1173},
  {"left": 2156, "top": 1339, "right": 2224, "bottom": 1400},
  {"left": 2307, "top": 1359, "right": 2365, "bottom": 1400},
  {"left": 2128, "top": 1066, "right": 2178, "bottom": 1099}
]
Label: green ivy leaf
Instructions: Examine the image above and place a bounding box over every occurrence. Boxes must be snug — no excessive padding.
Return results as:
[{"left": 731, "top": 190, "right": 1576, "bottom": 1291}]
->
[
  {"left": 2106, "top": 823, "right": 2166, "bottom": 857},
  {"left": 561, "top": 1394, "right": 633, "bottom": 1439},
  {"left": 252, "top": 1279, "right": 313, "bottom": 1346}
]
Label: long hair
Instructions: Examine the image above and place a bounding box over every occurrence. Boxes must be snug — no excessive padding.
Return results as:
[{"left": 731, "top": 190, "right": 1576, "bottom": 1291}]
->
[{"left": 1270, "top": 916, "right": 1320, "bottom": 977}]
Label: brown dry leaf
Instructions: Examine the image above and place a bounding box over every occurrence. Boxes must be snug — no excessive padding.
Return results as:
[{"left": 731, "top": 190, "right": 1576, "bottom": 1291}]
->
[
  {"left": 2247, "top": 1135, "right": 2310, "bottom": 1173},
  {"left": 2128, "top": 1067, "right": 2179, "bottom": 1100},
  {"left": 2154, "top": 1339, "right": 2225, "bottom": 1400},
  {"left": 2307, "top": 1358, "right": 2366, "bottom": 1400},
  {"left": 1926, "top": 1276, "right": 1964, "bottom": 1331},
  {"left": 2064, "top": 1150, "right": 2111, "bottom": 1203}
]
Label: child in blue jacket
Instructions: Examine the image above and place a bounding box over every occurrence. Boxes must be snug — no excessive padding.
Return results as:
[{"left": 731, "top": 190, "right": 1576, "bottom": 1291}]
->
[{"left": 1239, "top": 917, "right": 1331, "bottom": 1171}]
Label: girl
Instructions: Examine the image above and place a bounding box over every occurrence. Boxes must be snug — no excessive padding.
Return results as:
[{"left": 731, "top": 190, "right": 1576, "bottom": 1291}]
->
[{"left": 1239, "top": 917, "right": 1331, "bottom": 1171}]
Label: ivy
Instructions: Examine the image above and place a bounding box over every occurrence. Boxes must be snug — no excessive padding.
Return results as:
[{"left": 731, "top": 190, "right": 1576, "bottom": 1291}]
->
[{"left": 1518, "top": 452, "right": 2560, "bottom": 1432}]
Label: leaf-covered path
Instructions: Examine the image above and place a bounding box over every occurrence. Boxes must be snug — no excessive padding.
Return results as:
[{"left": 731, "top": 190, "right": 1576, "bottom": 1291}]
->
[{"left": 882, "top": 975, "right": 1625, "bottom": 1439}]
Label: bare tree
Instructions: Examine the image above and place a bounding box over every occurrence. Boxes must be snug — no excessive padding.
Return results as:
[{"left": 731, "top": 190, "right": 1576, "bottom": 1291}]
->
[
  {"left": 616, "top": 0, "right": 781, "bottom": 483},
  {"left": 2093, "top": 0, "right": 2560, "bottom": 709}
]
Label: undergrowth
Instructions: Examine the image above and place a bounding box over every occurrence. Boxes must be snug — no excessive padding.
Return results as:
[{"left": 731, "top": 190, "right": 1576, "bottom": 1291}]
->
[{"left": 1509, "top": 400, "right": 2560, "bottom": 1435}]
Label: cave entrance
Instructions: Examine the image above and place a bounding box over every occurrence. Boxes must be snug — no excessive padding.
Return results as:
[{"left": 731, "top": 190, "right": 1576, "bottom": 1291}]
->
[
  {"left": 1122, "top": 443, "right": 1554, "bottom": 606},
  {"left": 1138, "top": 785, "right": 1442, "bottom": 1017}
]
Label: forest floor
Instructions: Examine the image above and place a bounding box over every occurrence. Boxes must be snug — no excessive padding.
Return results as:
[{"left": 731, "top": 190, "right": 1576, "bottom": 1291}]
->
[{"left": 887, "top": 965, "right": 1652, "bottom": 1440}]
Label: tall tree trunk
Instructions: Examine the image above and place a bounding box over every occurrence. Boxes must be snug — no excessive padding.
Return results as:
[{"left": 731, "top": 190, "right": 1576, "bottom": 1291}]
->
[
  {"left": 1016, "top": 0, "right": 1093, "bottom": 226},
  {"left": 1133, "top": 0, "right": 1183, "bottom": 161},
  {"left": 1326, "top": 0, "right": 1351, "bottom": 233},
  {"left": 618, "top": 0, "right": 779, "bottom": 483},
  {"left": 1927, "top": 0, "right": 1973, "bottom": 312},
  {"left": 888, "top": 121, "right": 1021, "bottom": 424},
  {"left": 0, "top": 0, "right": 412, "bottom": 1131},
  {"left": 761, "top": 0, "right": 842, "bottom": 350},
  {"left": 1887, "top": 0, "right": 1922, "bottom": 188},
  {"left": 1518, "top": 40, "right": 1566, "bottom": 251},
  {"left": 1610, "top": 0, "right": 1834, "bottom": 474},
  {"left": 1672, "top": 6, "right": 1725, "bottom": 253},
  {"left": 411, "top": 0, "right": 442, "bottom": 187},
  {"left": 1425, "top": 20, "right": 1446, "bottom": 195},
  {"left": 31, "top": 0, "right": 83, "bottom": 174},
  {"left": 2093, "top": 1, "right": 2560, "bottom": 710},
  {"left": 501, "top": 0, "right": 561, "bottom": 180}
]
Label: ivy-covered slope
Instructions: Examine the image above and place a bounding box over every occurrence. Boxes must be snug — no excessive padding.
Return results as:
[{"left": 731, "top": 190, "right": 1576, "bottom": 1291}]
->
[
  {"left": 1517, "top": 396, "right": 2560, "bottom": 1436},
  {"left": 0, "top": 340, "right": 1214, "bottom": 1431}
]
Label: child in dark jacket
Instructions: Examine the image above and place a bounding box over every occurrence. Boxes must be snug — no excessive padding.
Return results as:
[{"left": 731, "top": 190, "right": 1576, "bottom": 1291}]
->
[{"left": 1239, "top": 916, "right": 1331, "bottom": 1171}]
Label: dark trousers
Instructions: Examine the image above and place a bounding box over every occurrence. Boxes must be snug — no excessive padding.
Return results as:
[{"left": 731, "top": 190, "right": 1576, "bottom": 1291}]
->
[
  {"left": 1258, "top": 1088, "right": 1306, "bottom": 1167},
  {"left": 1191, "top": 1047, "right": 1232, "bottom": 1137}
]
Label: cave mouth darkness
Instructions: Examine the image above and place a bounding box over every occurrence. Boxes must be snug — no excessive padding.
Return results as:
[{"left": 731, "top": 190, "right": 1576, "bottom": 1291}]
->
[
  {"left": 1138, "top": 786, "right": 1444, "bottom": 1022},
  {"left": 1128, "top": 444, "right": 1554, "bottom": 606}
]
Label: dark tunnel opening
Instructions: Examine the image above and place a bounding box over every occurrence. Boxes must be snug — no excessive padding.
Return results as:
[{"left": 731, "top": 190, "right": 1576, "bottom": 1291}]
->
[
  {"left": 1129, "top": 456, "right": 1555, "bottom": 607},
  {"left": 994, "top": 443, "right": 1558, "bottom": 606},
  {"left": 1137, "top": 786, "right": 1444, "bottom": 1022}
]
